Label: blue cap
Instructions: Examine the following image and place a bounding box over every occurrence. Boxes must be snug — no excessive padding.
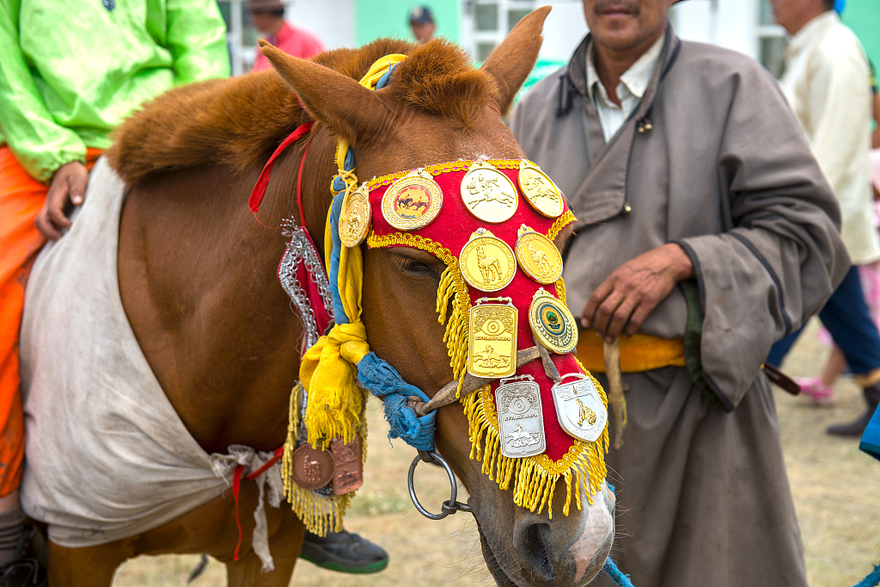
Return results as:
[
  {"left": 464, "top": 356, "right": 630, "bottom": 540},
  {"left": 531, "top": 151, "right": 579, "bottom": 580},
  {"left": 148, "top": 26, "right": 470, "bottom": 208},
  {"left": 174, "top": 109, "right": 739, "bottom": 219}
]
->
[
  {"left": 409, "top": 5, "right": 434, "bottom": 25},
  {"left": 835, "top": 0, "right": 846, "bottom": 13}
]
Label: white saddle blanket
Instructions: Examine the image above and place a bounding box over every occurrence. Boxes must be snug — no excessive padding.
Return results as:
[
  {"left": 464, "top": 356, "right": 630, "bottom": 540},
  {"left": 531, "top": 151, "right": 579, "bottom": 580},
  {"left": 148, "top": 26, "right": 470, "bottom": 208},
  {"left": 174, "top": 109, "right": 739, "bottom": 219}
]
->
[{"left": 19, "top": 159, "right": 282, "bottom": 568}]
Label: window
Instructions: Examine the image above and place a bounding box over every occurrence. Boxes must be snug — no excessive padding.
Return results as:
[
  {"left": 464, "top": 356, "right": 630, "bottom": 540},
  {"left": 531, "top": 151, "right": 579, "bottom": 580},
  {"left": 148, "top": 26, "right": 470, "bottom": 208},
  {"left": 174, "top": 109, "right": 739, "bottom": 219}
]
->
[
  {"left": 757, "top": 0, "right": 787, "bottom": 78},
  {"left": 469, "top": 0, "right": 535, "bottom": 62}
]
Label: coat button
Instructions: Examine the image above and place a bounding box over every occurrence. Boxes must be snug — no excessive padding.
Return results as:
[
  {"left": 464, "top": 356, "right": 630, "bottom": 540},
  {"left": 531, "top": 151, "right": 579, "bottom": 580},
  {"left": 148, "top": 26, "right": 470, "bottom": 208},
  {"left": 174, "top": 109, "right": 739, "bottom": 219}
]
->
[{"left": 622, "top": 203, "right": 632, "bottom": 215}]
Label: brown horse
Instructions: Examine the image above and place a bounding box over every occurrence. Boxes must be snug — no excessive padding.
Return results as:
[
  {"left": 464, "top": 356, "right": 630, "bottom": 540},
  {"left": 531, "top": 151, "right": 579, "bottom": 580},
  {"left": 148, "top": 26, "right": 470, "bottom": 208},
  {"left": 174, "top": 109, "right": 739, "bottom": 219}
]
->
[{"left": 21, "top": 7, "right": 614, "bottom": 587}]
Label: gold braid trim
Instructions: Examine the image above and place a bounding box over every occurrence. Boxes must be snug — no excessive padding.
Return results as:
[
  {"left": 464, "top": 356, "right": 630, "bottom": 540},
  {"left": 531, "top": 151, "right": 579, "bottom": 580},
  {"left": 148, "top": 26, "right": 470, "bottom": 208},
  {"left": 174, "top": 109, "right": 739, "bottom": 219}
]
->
[
  {"left": 365, "top": 159, "right": 535, "bottom": 190},
  {"left": 281, "top": 384, "right": 368, "bottom": 536},
  {"left": 548, "top": 210, "right": 576, "bottom": 242},
  {"left": 366, "top": 232, "right": 472, "bottom": 393}
]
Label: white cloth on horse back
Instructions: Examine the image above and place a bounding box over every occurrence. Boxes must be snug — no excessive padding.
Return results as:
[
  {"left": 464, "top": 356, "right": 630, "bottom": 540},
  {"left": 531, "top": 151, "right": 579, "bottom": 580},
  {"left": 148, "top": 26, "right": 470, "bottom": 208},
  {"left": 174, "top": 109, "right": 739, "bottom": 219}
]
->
[{"left": 19, "top": 158, "right": 282, "bottom": 571}]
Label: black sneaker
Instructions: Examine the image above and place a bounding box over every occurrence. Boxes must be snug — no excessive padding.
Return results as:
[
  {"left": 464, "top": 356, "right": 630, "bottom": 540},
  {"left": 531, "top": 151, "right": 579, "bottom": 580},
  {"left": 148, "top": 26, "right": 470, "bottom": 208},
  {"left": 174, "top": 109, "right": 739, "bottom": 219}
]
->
[
  {"left": 0, "top": 558, "right": 44, "bottom": 587},
  {"left": 299, "top": 529, "right": 388, "bottom": 574}
]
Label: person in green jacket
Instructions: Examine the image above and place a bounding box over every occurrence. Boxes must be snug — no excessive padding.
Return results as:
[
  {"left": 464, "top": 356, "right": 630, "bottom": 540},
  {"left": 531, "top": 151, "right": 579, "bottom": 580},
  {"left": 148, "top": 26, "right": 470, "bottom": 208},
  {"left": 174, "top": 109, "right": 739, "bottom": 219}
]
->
[{"left": 0, "top": 1, "right": 229, "bottom": 582}]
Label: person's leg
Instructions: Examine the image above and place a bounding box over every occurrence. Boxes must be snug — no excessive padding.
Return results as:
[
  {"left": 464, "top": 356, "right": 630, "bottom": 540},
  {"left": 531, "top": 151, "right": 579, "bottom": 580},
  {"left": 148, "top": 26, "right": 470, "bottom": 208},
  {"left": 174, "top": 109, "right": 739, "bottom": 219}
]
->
[
  {"left": 817, "top": 265, "right": 880, "bottom": 436},
  {"left": 766, "top": 327, "right": 805, "bottom": 368},
  {"left": 797, "top": 346, "right": 844, "bottom": 405},
  {"left": 0, "top": 147, "right": 48, "bottom": 574}
]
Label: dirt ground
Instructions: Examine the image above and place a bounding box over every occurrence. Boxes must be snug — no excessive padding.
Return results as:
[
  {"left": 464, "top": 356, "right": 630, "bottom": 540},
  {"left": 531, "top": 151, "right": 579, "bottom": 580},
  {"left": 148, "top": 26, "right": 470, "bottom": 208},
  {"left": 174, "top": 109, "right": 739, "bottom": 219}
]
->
[{"left": 112, "top": 318, "right": 880, "bottom": 587}]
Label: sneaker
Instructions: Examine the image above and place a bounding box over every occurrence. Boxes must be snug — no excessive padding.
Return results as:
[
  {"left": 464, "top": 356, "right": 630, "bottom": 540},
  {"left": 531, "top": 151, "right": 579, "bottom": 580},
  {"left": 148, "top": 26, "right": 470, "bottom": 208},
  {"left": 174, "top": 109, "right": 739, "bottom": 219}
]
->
[
  {"left": 794, "top": 377, "right": 834, "bottom": 406},
  {"left": 299, "top": 529, "right": 389, "bottom": 574}
]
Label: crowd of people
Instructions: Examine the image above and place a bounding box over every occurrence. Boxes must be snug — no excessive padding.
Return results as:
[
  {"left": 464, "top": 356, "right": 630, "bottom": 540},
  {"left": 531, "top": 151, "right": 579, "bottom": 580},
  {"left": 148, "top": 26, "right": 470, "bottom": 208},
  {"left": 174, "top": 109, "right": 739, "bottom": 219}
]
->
[{"left": 1, "top": 0, "right": 879, "bottom": 585}]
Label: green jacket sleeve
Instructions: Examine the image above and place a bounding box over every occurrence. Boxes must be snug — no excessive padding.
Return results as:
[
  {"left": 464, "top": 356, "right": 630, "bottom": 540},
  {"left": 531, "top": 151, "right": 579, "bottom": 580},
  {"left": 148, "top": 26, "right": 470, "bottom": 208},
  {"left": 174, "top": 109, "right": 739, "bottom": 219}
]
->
[
  {"left": 165, "top": 0, "right": 230, "bottom": 85},
  {"left": 0, "top": 0, "right": 87, "bottom": 183}
]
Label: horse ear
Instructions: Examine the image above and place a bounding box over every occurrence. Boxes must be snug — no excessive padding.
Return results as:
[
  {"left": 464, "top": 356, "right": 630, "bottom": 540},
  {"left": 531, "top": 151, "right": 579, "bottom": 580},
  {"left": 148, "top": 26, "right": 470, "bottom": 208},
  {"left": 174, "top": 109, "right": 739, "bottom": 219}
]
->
[
  {"left": 480, "top": 6, "right": 551, "bottom": 115},
  {"left": 259, "top": 41, "right": 390, "bottom": 144}
]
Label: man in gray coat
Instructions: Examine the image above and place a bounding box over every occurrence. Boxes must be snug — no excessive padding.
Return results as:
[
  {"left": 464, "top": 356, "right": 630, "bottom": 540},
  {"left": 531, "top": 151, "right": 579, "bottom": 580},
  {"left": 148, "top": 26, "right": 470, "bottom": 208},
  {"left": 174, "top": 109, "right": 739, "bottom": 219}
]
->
[{"left": 510, "top": 0, "right": 848, "bottom": 585}]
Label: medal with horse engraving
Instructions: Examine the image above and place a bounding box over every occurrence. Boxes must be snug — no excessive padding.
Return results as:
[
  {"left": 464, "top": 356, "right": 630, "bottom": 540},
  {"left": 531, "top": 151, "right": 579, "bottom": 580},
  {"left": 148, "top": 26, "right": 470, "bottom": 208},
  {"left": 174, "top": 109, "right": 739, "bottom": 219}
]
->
[
  {"left": 290, "top": 445, "right": 334, "bottom": 490},
  {"left": 495, "top": 374, "right": 546, "bottom": 458},
  {"left": 468, "top": 297, "right": 517, "bottom": 378},
  {"left": 551, "top": 373, "right": 607, "bottom": 442},
  {"left": 459, "top": 228, "right": 516, "bottom": 292},
  {"left": 339, "top": 185, "right": 371, "bottom": 248},
  {"left": 529, "top": 288, "right": 578, "bottom": 354},
  {"left": 515, "top": 225, "right": 563, "bottom": 284},
  {"left": 330, "top": 436, "right": 363, "bottom": 494},
  {"left": 518, "top": 161, "right": 564, "bottom": 218},
  {"left": 381, "top": 170, "right": 443, "bottom": 230},
  {"left": 460, "top": 161, "right": 518, "bottom": 223}
]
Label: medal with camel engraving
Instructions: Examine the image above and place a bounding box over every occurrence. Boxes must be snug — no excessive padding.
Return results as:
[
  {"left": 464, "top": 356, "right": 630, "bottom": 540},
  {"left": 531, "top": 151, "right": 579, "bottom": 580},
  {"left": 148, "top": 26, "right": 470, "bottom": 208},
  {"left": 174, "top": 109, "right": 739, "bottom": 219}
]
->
[
  {"left": 517, "top": 161, "right": 564, "bottom": 218},
  {"left": 529, "top": 288, "right": 578, "bottom": 354},
  {"left": 459, "top": 228, "right": 516, "bottom": 292},
  {"left": 290, "top": 444, "right": 334, "bottom": 490},
  {"left": 330, "top": 436, "right": 363, "bottom": 494},
  {"left": 495, "top": 374, "right": 546, "bottom": 458},
  {"left": 339, "top": 184, "right": 371, "bottom": 248},
  {"left": 551, "top": 373, "right": 607, "bottom": 443},
  {"left": 381, "top": 169, "right": 443, "bottom": 230},
  {"left": 515, "top": 225, "right": 563, "bottom": 285},
  {"left": 460, "top": 161, "right": 518, "bottom": 223},
  {"left": 468, "top": 297, "right": 517, "bottom": 378}
]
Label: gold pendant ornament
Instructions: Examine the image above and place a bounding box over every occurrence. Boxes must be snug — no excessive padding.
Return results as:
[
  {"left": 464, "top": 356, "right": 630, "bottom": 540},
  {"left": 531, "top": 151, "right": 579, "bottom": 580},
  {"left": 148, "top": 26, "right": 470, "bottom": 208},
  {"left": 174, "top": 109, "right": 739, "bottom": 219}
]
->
[
  {"left": 551, "top": 373, "right": 607, "bottom": 443},
  {"left": 515, "top": 225, "right": 563, "bottom": 284},
  {"left": 460, "top": 161, "right": 519, "bottom": 223},
  {"left": 339, "top": 184, "right": 372, "bottom": 248},
  {"left": 381, "top": 169, "right": 443, "bottom": 230},
  {"left": 518, "top": 161, "right": 564, "bottom": 218},
  {"left": 529, "top": 288, "right": 578, "bottom": 354},
  {"left": 468, "top": 297, "right": 518, "bottom": 378},
  {"left": 495, "top": 374, "right": 546, "bottom": 458},
  {"left": 290, "top": 445, "right": 334, "bottom": 490},
  {"left": 459, "top": 228, "right": 517, "bottom": 292}
]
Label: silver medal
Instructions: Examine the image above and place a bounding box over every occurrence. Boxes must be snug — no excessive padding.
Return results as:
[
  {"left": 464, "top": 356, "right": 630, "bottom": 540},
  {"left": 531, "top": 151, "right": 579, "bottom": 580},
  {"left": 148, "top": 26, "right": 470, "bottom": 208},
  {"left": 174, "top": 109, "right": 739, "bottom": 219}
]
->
[
  {"left": 495, "top": 374, "right": 546, "bottom": 458},
  {"left": 551, "top": 373, "right": 607, "bottom": 443}
]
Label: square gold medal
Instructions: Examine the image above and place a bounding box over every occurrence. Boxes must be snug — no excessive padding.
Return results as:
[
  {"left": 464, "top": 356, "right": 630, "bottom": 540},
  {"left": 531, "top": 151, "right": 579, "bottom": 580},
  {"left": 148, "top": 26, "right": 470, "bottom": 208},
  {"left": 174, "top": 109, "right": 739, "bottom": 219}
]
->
[{"left": 468, "top": 298, "right": 518, "bottom": 378}]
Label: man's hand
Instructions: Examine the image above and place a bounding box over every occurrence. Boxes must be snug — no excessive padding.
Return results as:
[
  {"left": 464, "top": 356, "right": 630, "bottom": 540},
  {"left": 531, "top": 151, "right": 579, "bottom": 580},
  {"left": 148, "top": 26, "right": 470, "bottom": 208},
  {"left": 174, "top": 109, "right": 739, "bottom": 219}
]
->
[
  {"left": 35, "top": 161, "right": 89, "bottom": 240},
  {"left": 582, "top": 243, "right": 694, "bottom": 343}
]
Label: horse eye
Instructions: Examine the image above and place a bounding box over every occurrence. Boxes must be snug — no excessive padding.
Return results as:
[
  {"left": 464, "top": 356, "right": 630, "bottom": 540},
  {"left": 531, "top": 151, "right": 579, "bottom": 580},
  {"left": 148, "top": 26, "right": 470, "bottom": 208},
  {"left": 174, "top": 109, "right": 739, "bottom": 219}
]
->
[{"left": 392, "top": 254, "right": 440, "bottom": 280}]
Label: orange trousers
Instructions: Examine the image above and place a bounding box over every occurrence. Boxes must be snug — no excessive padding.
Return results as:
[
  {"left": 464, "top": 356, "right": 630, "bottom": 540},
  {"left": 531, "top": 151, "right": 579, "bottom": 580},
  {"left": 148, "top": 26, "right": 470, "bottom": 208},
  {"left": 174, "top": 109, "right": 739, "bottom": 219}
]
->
[{"left": 0, "top": 147, "right": 99, "bottom": 497}]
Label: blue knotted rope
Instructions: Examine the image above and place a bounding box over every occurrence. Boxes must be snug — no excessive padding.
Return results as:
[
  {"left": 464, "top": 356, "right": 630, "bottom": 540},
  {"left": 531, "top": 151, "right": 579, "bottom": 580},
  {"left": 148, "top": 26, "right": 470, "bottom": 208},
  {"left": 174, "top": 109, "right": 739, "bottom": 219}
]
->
[
  {"left": 604, "top": 558, "right": 634, "bottom": 587},
  {"left": 856, "top": 562, "right": 880, "bottom": 587}
]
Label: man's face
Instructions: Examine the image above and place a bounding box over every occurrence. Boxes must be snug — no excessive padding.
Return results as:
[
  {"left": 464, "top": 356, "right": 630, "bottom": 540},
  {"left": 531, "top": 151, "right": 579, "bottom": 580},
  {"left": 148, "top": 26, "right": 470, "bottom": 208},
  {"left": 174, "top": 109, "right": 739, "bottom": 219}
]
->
[
  {"left": 410, "top": 21, "right": 435, "bottom": 43},
  {"left": 582, "top": 0, "right": 675, "bottom": 54},
  {"left": 770, "top": 0, "right": 822, "bottom": 35},
  {"left": 250, "top": 11, "right": 274, "bottom": 34}
]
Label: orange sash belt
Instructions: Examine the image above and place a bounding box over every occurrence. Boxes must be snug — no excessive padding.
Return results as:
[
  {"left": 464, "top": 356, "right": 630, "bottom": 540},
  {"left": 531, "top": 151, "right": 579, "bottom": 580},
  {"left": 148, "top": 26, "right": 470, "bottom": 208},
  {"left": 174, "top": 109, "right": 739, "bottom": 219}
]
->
[{"left": 576, "top": 329, "right": 685, "bottom": 373}]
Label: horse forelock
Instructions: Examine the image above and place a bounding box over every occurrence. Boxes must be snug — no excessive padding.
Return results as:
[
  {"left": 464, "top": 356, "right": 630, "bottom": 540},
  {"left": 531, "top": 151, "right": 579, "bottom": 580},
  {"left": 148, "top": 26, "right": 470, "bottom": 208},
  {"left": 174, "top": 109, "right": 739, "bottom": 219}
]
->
[{"left": 107, "top": 38, "right": 496, "bottom": 187}]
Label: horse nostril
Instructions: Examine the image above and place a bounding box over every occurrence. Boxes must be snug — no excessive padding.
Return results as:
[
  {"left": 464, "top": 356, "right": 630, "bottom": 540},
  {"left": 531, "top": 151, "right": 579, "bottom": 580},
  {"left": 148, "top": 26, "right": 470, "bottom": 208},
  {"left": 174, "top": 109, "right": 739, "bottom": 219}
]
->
[{"left": 517, "top": 521, "right": 555, "bottom": 581}]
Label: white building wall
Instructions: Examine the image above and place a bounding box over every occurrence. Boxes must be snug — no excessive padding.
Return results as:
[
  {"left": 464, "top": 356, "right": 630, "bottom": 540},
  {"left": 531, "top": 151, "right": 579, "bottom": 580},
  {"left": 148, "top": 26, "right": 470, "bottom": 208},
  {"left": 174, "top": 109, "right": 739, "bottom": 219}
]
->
[
  {"left": 670, "top": 0, "right": 759, "bottom": 60},
  {"left": 286, "top": 0, "right": 356, "bottom": 50}
]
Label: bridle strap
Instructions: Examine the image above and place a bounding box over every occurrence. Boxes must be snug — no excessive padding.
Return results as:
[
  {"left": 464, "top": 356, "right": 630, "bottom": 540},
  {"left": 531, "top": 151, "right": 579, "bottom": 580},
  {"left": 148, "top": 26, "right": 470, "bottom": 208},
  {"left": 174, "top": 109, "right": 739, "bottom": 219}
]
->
[
  {"left": 249, "top": 121, "right": 315, "bottom": 213},
  {"left": 296, "top": 133, "right": 315, "bottom": 227}
]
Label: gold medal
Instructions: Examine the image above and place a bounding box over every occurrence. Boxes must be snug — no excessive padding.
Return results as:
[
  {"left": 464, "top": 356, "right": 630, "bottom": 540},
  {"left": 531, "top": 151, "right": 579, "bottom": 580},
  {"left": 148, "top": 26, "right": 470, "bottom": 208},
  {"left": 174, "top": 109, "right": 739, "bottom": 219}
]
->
[
  {"left": 460, "top": 161, "right": 518, "bottom": 223},
  {"left": 468, "top": 297, "right": 518, "bottom": 378},
  {"left": 459, "top": 229, "right": 517, "bottom": 292},
  {"left": 515, "top": 225, "right": 563, "bottom": 284},
  {"left": 518, "top": 161, "right": 564, "bottom": 218},
  {"left": 338, "top": 185, "right": 371, "bottom": 248},
  {"left": 551, "top": 373, "right": 607, "bottom": 443},
  {"left": 381, "top": 170, "right": 443, "bottom": 230},
  {"left": 529, "top": 288, "right": 578, "bottom": 354}
]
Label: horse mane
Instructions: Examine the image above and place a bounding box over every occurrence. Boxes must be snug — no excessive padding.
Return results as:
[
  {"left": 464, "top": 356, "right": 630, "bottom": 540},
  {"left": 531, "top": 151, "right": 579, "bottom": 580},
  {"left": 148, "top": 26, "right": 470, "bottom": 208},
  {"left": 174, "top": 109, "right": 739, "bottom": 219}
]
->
[{"left": 107, "top": 38, "right": 497, "bottom": 186}]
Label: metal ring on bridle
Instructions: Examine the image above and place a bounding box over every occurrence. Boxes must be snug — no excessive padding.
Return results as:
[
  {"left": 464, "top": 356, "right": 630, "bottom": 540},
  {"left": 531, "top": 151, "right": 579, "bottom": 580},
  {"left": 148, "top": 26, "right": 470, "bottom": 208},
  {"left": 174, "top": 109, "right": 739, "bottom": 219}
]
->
[{"left": 407, "top": 450, "right": 472, "bottom": 520}]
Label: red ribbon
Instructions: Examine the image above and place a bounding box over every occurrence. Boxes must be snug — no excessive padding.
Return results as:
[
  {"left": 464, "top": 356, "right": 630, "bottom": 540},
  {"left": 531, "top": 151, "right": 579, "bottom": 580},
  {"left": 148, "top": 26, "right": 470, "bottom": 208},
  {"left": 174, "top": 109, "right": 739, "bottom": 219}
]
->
[
  {"left": 232, "top": 446, "right": 285, "bottom": 561},
  {"left": 248, "top": 121, "right": 315, "bottom": 213}
]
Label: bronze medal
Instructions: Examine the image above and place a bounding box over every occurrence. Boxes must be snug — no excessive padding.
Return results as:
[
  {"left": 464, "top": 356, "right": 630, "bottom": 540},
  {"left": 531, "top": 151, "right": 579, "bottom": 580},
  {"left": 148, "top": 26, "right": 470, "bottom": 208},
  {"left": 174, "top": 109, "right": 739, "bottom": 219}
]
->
[
  {"left": 459, "top": 229, "right": 517, "bottom": 292},
  {"left": 518, "top": 161, "right": 564, "bottom": 218},
  {"left": 339, "top": 185, "right": 371, "bottom": 248},
  {"left": 330, "top": 436, "right": 363, "bottom": 495},
  {"left": 529, "top": 288, "right": 578, "bottom": 354},
  {"left": 551, "top": 373, "right": 607, "bottom": 443},
  {"left": 381, "top": 170, "right": 443, "bottom": 230},
  {"left": 290, "top": 445, "right": 334, "bottom": 490},
  {"left": 515, "top": 225, "right": 563, "bottom": 284},
  {"left": 460, "top": 161, "right": 518, "bottom": 223},
  {"left": 495, "top": 374, "right": 546, "bottom": 458},
  {"left": 468, "top": 297, "right": 518, "bottom": 378}
]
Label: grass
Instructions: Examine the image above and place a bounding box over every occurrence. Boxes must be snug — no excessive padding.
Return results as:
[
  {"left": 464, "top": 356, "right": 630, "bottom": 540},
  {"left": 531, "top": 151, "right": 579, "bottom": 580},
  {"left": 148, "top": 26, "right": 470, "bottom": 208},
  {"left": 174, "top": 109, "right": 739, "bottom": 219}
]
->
[{"left": 112, "top": 318, "right": 880, "bottom": 586}]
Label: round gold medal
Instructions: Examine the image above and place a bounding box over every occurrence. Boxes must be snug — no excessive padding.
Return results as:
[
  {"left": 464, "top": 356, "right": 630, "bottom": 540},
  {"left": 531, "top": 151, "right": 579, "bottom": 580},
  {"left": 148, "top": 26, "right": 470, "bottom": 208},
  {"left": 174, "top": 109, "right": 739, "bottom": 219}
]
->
[
  {"left": 459, "top": 229, "right": 517, "bottom": 292},
  {"left": 529, "top": 288, "right": 578, "bottom": 354},
  {"left": 460, "top": 161, "right": 518, "bottom": 223},
  {"left": 518, "top": 161, "right": 564, "bottom": 218},
  {"left": 338, "top": 185, "right": 371, "bottom": 248},
  {"left": 515, "top": 225, "right": 563, "bottom": 284},
  {"left": 381, "top": 171, "right": 442, "bottom": 230}
]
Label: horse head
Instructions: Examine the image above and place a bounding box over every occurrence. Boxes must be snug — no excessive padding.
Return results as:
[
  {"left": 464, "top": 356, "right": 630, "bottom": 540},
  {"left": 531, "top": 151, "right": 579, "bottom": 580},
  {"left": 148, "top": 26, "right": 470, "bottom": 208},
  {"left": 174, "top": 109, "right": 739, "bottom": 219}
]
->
[{"left": 259, "top": 8, "right": 615, "bottom": 586}]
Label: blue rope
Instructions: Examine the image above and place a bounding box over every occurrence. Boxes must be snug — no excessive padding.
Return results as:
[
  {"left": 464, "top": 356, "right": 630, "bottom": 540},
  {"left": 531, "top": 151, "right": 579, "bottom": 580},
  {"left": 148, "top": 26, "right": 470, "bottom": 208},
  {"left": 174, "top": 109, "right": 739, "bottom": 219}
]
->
[
  {"left": 327, "top": 192, "right": 348, "bottom": 323},
  {"left": 856, "top": 562, "right": 880, "bottom": 587},
  {"left": 603, "top": 558, "right": 634, "bottom": 587},
  {"left": 357, "top": 352, "right": 436, "bottom": 450}
]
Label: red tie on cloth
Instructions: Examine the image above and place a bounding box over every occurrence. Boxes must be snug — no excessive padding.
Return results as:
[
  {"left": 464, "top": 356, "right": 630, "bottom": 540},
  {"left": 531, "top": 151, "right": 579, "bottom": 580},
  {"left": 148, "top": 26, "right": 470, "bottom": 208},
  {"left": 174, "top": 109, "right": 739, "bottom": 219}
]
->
[
  {"left": 248, "top": 121, "right": 314, "bottom": 213},
  {"left": 232, "top": 447, "right": 285, "bottom": 561}
]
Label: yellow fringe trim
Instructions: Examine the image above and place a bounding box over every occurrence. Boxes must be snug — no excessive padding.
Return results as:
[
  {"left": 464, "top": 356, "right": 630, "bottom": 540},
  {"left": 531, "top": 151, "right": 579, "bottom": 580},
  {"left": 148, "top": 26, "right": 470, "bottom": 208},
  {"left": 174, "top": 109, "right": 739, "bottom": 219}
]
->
[
  {"left": 548, "top": 210, "right": 576, "bottom": 242},
  {"left": 364, "top": 159, "right": 535, "bottom": 190},
  {"left": 282, "top": 384, "right": 369, "bottom": 536}
]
